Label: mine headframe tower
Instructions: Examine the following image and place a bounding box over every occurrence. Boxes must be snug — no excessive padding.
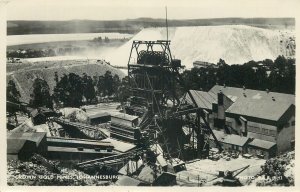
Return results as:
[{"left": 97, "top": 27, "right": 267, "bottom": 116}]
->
[{"left": 126, "top": 40, "right": 222, "bottom": 162}]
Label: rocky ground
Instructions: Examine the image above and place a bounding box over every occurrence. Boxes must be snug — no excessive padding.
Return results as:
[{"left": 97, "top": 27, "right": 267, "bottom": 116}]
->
[
  {"left": 7, "top": 154, "right": 111, "bottom": 186},
  {"left": 254, "top": 151, "right": 295, "bottom": 186}
]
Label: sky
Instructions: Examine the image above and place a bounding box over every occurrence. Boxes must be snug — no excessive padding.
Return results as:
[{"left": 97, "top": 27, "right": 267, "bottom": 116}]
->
[{"left": 4, "top": 0, "right": 299, "bottom": 21}]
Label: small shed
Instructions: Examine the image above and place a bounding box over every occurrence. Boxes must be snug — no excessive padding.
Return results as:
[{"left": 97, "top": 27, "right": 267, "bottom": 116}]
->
[
  {"left": 111, "top": 113, "right": 139, "bottom": 127},
  {"left": 30, "top": 107, "right": 57, "bottom": 125},
  {"left": 30, "top": 109, "right": 46, "bottom": 125},
  {"left": 221, "top": 134, "right": 251, "bottom": 153},
  {"left": 248, "top": 139, "right": 277, "bottom": 159},
  {"left": 7, "top": 139, "right": 37, "bottom": 160},
  {"left": 7, "top": 132, "right": 47, "bottom": 156},
  {"left": 87, "top": 112, "right": 111, "bottom": 125}
]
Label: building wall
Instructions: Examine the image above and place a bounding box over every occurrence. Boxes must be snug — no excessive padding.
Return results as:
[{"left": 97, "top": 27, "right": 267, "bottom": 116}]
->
[
  {"left": 248, "top": 146, "right": 277, "bottom": 159},
  {"left": 37, "top": 135, "right": 48, "bottom": 156},
  {"left": 276, "top": 116, "right": 295, "bottom": 154},
  {"left": 245, "top": 121, "right": 277, "bottom": 142},
  {"left": 225, "top": 116, "right": 294, "bottom": 154},
  {"left": 111, "top": 117, "right": 137, "bottom": 127},
  {"left": 224, "top": 117, "right": 248, "bottom": 136}
]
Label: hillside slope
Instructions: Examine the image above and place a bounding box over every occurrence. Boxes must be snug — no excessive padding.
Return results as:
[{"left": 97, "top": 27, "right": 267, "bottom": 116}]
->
[
  {"left": 7, "top": 59, "right": 125, "bottom": 103},
  {"left": 104, "top": 25, "right": 295, "bottom": 68}
]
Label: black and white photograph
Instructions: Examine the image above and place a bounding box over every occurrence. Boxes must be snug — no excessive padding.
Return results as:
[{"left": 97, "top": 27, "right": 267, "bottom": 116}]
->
[{"left": 2, "top": 0, "right": 299, "bottom": 189}]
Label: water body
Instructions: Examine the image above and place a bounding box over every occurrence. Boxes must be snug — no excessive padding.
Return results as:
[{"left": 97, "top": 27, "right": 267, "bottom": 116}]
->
[{"left": 7, "top": 33, "right": 133, "bottom": 46}]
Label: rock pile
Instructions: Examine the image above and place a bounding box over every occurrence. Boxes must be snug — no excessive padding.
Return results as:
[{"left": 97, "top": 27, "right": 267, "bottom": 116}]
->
[{"left": 7, "top": 154, "right": 111, "bottom": 186}]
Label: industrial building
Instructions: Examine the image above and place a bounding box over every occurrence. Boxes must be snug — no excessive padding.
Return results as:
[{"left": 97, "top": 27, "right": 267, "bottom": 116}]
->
[
  {"left": 110, "top": 113, "right": 141, "bottom": 143},
  {"left": 7, "top": 139, "right": 37, "bottom": 160},
  {"left": 185, "top": 85, "right": 295, "bottom": 158},
  {"left": 7, "top": 132, "right": 47, "bottom": 156},
  {"left": 86, "top": 112, "right": 111, "bottom": 125}
]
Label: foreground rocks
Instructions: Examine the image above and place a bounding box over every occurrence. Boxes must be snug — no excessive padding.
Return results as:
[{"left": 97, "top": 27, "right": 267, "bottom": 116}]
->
[{"left": 7, "top": 154, "right": 111, "bottom": 186}]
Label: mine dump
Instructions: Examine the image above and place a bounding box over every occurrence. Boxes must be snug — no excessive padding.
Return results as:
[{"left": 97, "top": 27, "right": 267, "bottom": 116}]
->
[{"left": 6, "top": 20, "right": 295, "bottom": 187}]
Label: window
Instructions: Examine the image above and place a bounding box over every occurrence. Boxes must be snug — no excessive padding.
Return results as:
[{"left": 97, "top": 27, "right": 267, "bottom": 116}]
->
[
  {"left": 269, "top": 130, "right": 276, "bottom": 136},
  {"left": 248, "top": 125, "right": 260, "bottom": 133},
  {"left": 262, "top": 128, "right": 269, "bottom": 135}
]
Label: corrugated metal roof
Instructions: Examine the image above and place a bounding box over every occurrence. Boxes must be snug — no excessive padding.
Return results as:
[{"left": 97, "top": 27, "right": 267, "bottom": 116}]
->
[
  {"left": 111, "top": 113, "right": 139, "bottom": 121},
  {"left": 222, "top": 134, "right": 250, "bottom": 146},
  {"left": 101, "top": 138, "right": 136, "bottom": 153},
  {"left": 249, "top": 139, "right": 276, "bottom": 149},
  {"left": 185, "top": 90, "right": 217, "bottom": 110},
  {"left": 47, "top": 146, "right": 115, "bottom": 154},
  {"left": 210, "top": 85, "right": 295, "bottom": 121},
  {"left": 47, "top": 137, "right": 113, "bottom": 147},
  {"left": 87, "top": 112, "right": 110, "bottom": 119},
  {"left": 7, "top": 132, "right": 46, "bottom": 147}
]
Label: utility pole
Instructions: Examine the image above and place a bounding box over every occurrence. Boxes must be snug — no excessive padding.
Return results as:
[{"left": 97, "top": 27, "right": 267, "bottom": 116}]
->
[{"left": 165, "top": 6, "right": 169, "bottom": 41}]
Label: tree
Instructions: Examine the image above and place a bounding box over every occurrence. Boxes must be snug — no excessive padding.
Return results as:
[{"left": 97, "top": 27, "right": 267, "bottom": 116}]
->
[
  {"left": 117, "top": 76, "right": 130, "bottom": 103},
  {"left": 104, "top": 71, "right": 114, "bottom": 96},
  {"left": 30, "top": 78, "right": 52, "bottom": 108},
  {"left": 112, "top": 74, "right": 121, "bottom": 93},
  {"left": 82, "top": 73, "right": 96, "bottom": 104},
  {"left": 7, "top": 80, "right": 21, "bottom": 125},
  {"left": 7, "top": 80, "right": 21, "bottom": 103},
  {"left": 54, "top": 72, "right": 59, "bottom": 84},
  {"left": 53, "top": 73, "right": 84, "bottom": 107}
]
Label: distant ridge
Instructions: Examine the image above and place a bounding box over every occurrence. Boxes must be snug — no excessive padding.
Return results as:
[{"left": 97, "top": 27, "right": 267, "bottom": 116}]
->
[{"left": 7, "top": 18, "right": 294, "bottom": 35}]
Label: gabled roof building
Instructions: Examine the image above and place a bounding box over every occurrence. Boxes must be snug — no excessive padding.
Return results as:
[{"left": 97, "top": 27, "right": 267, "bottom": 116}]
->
[{"left": 185, "top": 85, "right": 295, "bottom": 158}]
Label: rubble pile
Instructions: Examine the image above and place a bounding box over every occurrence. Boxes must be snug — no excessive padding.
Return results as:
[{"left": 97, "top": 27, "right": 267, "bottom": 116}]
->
[
  {"left": 256, "top": 151, "right": 294, "bottom": 186},
  {"left": 7, "top": 154, "right": 110, "bottom": 186}
]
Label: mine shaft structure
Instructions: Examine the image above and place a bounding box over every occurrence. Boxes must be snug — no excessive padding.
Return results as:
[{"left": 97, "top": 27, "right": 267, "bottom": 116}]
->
[{"left": 125, "top": 40, "right": 222, "bottom": 163}]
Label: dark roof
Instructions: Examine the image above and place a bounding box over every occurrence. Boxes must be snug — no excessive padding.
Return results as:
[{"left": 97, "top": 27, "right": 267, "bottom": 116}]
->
[
  {"left": 87, "top": 112, "right": 110, "bottom": 119},
  {"left": 7, "top": 132, "right": 46, "bottom": 147},
  {"left": 210, "top": 85, "right": 295, "bottom": 121},
  {"left": 47, "top": 146, "right": 116, "bottom": 154},
  {"left": 249, "top": 139, "right": 276, "bottom": 149},
  {"left": 185, "top": 90, "right": 217, "bottom": 110}
]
